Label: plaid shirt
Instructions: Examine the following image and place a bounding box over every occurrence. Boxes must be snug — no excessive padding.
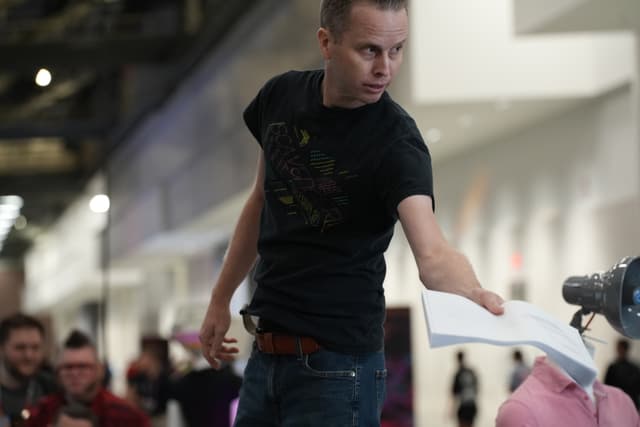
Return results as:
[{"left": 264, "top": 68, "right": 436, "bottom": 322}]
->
[{"left": 24, "top": 388, "right": 151, "bottom": 427}]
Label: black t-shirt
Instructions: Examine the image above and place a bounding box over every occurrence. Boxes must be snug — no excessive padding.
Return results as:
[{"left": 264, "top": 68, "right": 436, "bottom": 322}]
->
[
  {"left": 243, "top": 70, "right": 433, "bottom": 353},
  {"left": 452, "top": 367, "right": 478, "bottom": 404}
]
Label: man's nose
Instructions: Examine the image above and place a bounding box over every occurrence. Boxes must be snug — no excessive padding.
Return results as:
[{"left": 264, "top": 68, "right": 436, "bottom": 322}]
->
[
  {"left": 23, "top": 349, "right": 38, "bottom": 360},
  {"left": 373, "top": 54, "right": 390, "bottom": 77}
]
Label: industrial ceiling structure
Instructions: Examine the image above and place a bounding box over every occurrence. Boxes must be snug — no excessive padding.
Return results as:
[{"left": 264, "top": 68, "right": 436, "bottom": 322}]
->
[{"left": 0, "top": 0, "right": 257, "bottom": 260}]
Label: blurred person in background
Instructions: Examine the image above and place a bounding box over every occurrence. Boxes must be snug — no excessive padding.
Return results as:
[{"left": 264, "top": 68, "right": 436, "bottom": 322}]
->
[
  {"left": 451, "top": 350, "right": 479, "bottom": 427},
  {"left": 54, "top": 402, "right": 98, "bottom": 427},
  {"left": 125, "top": 337, "right": 172, "bottom": 426},
  {"left": 199, "top": 0, "right": 504, "bottom": 425},
  {"left": 25, "top": 329, "right": 150, "bottom": 427},
  {"left": 508, "top": 349, "right": 531, "bottom": 393},
  {"left": 170, "top": 330, "right": 242, "bottom": 427},
  {"left": 604, "top": 338, "right": 640, "bottom": 410},
  {"left": 0, "top": 313, "right": 56, "bottom": 426}
]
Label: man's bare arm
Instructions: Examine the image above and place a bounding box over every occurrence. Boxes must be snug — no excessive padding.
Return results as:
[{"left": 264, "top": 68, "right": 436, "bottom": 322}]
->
[
  {"left": 398, "top": 194, "right": 504, "bottom": 314},
  {"left": 199, "top": 154, "right": 265, "bottom": 367}
]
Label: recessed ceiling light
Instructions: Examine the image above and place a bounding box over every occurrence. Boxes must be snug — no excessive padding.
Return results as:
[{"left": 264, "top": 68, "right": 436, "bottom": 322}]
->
[
  {"left": 14, "top": 215, "right": 27, "bottom": 230},
  {"left": 89, "top": 194, "right": 110, "bottom": 213},
  {"left": 0, "top": 195, "right": 23, "bottom": 209},
  {"left": 35, "top": 68, "right": 52, "bottom": 87},
  {"left": 425, "top": 128, "right": 443, "bottom": 144}
]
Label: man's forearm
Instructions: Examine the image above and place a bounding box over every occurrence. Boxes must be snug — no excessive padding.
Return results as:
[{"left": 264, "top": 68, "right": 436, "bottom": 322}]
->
[
  {"left": 417, "top": 244, "right": 482, "bottom": 299},
  {"left": 210, "top": 192, "right": 262, "bottom": 305}
]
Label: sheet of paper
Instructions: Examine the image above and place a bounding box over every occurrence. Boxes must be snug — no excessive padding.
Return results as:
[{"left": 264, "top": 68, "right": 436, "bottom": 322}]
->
[{"left": 421, "top": 289, "right": 598, "bottom": 386}]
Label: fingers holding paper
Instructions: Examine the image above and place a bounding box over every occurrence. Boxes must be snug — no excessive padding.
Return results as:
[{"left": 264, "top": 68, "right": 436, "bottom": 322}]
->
[{"left": 468, "top": 287, "right": 505, "bottom": 315}]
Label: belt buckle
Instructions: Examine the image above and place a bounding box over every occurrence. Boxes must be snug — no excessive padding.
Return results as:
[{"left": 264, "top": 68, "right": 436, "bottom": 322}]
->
[{"left": 240, "top": 304, "right": 258, "bottom": 336}]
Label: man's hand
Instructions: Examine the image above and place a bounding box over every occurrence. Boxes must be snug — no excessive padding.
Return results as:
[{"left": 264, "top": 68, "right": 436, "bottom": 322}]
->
[
  {"left": 469, "top": 287, "right": 504, "bottom": 315},
  {"left": 199, "top": 302, "right": 239, "bottom": 369}
]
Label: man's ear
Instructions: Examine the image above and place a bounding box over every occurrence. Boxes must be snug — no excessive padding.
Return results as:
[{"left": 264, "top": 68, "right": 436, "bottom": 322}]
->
[{"left": 317, "top": 27, "right": 332, "bottom": 60}]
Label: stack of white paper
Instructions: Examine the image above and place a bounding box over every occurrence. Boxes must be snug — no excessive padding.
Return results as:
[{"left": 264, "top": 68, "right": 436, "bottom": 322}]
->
[{"left": 420, "top": 289, "right": 598, "bottom": 387}]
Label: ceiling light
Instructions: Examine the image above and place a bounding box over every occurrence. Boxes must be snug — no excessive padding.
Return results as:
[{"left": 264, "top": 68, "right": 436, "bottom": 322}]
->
[
  {"left": 14, "top": 215, "right": 27, "bottom": 230},
  {"left": 35, "top": 68, "right": 52, "bottom": 87},
  {"left": 0, "top": 207, "right": 19, "bottom": 218},
  {"left": 425, "top": 128, "right": 442, "bottom": 144},
  {"left": 0, "top": 195, "right": 23, "bottom": 209},
  {"left": 89, "top": 194, "right": 110, "bottom": 213},
  {"left": 0, "top": 210, "right": 17, "bottom": 221}
]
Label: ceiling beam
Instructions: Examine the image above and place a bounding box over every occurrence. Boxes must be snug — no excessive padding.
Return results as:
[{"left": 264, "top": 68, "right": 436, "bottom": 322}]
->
[
  {"left": 0, "top": 35, "right": 195, "bottom": 71},
  {"left": 0, "top": 119, "right": 112, "bottom": 139}
]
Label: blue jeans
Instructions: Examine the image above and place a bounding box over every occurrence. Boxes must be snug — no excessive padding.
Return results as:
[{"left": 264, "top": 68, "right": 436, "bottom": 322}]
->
[{"left": 234, "top": 343, "right": 387, "bottom": 427}]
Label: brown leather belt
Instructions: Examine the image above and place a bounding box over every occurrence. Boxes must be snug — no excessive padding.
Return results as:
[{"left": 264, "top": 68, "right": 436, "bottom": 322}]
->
[{"left": 256, "top": 332, "right": 321, "bottom": 355}]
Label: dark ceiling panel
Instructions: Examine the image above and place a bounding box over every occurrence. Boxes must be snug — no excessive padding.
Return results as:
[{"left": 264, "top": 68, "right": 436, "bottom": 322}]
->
[
  {"left": 0, "top": 36, "right": 196, "bottom": 71},
  {"left": 0, "top": 0, "right": 264, "bottom": 260},
  {"left": 0, "top": 119, "right": 112, "bottom": 139}
]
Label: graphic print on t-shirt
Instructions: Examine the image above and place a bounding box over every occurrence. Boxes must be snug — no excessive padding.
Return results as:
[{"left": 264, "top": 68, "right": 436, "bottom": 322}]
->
[{"left": 264, "top": 122, "right": 357, "bottom": 232}]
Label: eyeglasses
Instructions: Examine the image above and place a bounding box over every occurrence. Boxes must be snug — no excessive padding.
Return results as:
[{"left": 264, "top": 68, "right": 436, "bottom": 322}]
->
[{"left": 58, "top": 363, "right": 96, "bottom": 373}]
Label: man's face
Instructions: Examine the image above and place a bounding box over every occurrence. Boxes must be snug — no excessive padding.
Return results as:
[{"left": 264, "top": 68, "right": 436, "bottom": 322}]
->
[
  {"left": 319, "top": 3, "right": 409, "bottom": 108},
  {"left": 0, "top": 327, "right": 44, "bottom": 381},
  {"left": 56, "top": 413, "right": 93, "bottom": 427},
  {"left": 57, "top": 347, "right": 102, "bottom": 402}
]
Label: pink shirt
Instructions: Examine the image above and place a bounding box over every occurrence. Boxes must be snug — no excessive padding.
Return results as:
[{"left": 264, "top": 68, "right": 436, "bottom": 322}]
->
[{"left": 496, "top": 356, "right": 640, "bottom": 427}]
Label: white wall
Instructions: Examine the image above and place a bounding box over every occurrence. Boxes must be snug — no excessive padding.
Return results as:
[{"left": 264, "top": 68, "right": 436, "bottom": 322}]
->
[
  {"left": 411, "top": 0, "right": 634, "bottom": 103},
  {"left": 384, "top": 85, "right": 639, "bottom": 427},
  {"left": 514, "top": 0, "right": 589, "bottom": 33},
  {"left": 24, "top": 192, "right": 105, "bottom": 312}
]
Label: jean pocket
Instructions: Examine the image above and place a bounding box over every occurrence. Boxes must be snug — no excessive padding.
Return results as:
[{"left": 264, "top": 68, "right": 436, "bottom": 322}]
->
[
  {"left": 375, "top": 369, "right": 387, "bottom": 414},
  {"left": 300, "top": 350, "right": 357, "bottom": 378}
]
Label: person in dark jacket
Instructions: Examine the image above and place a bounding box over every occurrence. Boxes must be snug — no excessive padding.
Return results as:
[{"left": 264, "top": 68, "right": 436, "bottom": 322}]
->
[{"left": 604, "top": 338, "right": 640, "bottom": 409}]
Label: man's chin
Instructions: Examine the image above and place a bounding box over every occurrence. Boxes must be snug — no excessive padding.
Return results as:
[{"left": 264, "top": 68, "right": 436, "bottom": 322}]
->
[
  {"left": 12, "top": 367, "right": 37, "bottom": 381},
  {"left": 68, "top": 383, "right": 99, "bottom": 402},
  {"left": 360, "top": 92, "right": 383, "bottom": 105}
]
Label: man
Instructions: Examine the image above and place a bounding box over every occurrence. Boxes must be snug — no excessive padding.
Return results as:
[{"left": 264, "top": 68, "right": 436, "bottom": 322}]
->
[
  {"left": 25, "top": 330, "right": 151, "bottom": 427},
  {"left": 496, "top": 356, "right": 640, "bottom": 426},
  {"left": 54, "top": 403, "right": 98, "bottom": 427},
  {"left": 0, "top": 313, "right": 56, "bottom": 425},
  {"left": 171, "top": 332, "right": 242, "bottom": 427},
  {"left": 199, "top": 0, "right": 504, "bottom": 425},
  {"left": 604, "top": 338, "right": 640, "bottom": 409},
  {"left": 451, "top": 351, "right": 479, "bottom": 427}
]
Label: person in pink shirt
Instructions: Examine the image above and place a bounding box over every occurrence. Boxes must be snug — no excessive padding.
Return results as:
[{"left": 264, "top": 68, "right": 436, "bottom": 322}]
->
[{"left": 496, "top": 356, "right": 640, "bottom": 427}]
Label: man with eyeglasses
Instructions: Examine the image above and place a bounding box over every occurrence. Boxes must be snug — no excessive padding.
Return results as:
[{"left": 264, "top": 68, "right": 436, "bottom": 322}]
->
[
  {"left": 0, "top": 313, "right": 56, "bottom": 426},
  {"left": 24, "top": 330, "right": 150, "bottom": 427}
]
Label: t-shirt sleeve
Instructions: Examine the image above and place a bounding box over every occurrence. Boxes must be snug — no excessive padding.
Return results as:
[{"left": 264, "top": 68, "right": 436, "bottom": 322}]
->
[
  {"left": 243, "top": 90, "right": 263, "bottom": 145},
  {"left": 376, "top": 137, "right": 434, "bottom": 219},
  {"left": 243, "top": 74, "right": 280, "bottom": 147}
]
